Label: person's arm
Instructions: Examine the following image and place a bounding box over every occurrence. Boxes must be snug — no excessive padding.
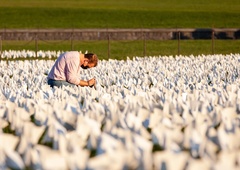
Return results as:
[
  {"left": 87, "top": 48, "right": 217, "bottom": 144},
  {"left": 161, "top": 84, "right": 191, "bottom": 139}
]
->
[
  {"left": 78, "top": 78, "right": 96, "bottom": 87},
  {"left": 78, "top": 80, "right": 89, "bottom": 87}
]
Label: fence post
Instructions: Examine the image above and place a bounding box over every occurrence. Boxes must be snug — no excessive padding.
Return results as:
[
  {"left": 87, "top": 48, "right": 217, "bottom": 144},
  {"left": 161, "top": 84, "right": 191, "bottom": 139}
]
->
[
  {"left": 178, "top": 31, "right": 180, "bottom": 56},
  {"left": 71, "top": 34, "right": 73, "bottom": 50},
  {"left": 143, "top": 32, "right": 146, "bottom": 57},
  {"left": 35, "top": 34, "right": 38, "bottom": 58},
  {"left": 0, "top": 36, "right": 2, "bottom": 59},
  {"left": 212, "top": 30, "right": 215, "bottom": 54},
  {"left": 108, "top": 33, "right": 110, "bottom": 60},
  {"left": 71, "top": 30, "right": 74, "bottom": 50}
]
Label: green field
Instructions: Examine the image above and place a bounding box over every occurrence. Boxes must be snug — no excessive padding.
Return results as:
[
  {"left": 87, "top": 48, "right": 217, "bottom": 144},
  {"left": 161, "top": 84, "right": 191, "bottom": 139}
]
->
[
  {"left": 0, "top": 0, "right": 239, "bottom": 58},
  {"left": 0, "top": 0, "right": 239, "bottom": 28},
  {"left": 1, "top": 39, "right": 240, "bottom": 60}
]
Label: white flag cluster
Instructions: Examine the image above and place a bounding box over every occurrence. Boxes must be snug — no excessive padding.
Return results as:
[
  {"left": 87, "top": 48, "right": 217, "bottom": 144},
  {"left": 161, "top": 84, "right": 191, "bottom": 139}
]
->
[
  {"left": 0, "top": 50, "right": 62, "bottom": 59},
  {"left": 0, "top": 51, "right": 240, "bottom": 169}
]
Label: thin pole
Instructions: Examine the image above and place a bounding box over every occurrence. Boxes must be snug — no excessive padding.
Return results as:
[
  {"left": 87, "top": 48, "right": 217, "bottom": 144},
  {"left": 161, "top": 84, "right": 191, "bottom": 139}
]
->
[
  {"left": 143, "top": 32, "right": 146, "bottom": 57},
  {"left": 71, "top": 34, "right": 73, "bottom": 50},
  {"left": 35, "top": 34, "right": 38, "bottom": 58},
  {"left": 0, "top": 36, "right": 2, "bottom": 59},
  {"left": 178, "top": 31, "right": 180, "bottom": 56},
  {"left": 108, "top": 33, "right": 110, "bottom": 59},
  {"left": 71, "top": 29, "right": 74, "bottom": 50},
  {"left": 212, "top": 30, "right": 215, "bottom": 54}
]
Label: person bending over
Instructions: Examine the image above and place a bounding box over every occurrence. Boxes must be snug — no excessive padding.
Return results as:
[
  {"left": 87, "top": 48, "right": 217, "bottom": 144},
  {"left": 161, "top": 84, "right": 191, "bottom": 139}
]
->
[{"left": 47, "top": 51, "right": 98, "bottom": 88}]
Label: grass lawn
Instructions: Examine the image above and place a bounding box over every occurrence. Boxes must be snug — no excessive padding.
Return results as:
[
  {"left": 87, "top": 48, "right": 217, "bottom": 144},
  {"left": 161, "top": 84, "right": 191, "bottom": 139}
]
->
[
  {"left": 0, "top": 0, "right": 240, "bottom": 28},
  {"left": 1, "top": 40, "right": 240, "bottom": 60}
]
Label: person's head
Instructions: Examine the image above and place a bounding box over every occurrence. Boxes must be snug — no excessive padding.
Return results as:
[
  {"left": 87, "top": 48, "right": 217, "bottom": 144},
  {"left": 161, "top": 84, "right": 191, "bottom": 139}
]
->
[{"left": 81, "top": 53, "right": 98, "bottom": 69}]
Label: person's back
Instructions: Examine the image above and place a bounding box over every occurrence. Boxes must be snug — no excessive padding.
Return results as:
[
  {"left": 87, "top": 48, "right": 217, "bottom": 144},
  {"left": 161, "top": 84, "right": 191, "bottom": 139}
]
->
[
  {"left": 47, "top": 51, "right": 98, "bottom": 88},
  {"left": 48, "top": 51, "right": 81, "bottom": 84}
]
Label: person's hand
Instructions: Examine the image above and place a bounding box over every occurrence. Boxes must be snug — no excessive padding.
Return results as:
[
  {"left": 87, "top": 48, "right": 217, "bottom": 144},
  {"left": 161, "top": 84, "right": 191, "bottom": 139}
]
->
[{"left": 87, "top": 78, "right": 96, "bottom": 88}]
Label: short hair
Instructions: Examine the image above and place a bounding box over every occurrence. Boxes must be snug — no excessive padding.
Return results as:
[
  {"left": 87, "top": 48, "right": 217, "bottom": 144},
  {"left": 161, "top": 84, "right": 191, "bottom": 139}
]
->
[{"left": 84, "top": 53, "right": 98, "bottom": 67}]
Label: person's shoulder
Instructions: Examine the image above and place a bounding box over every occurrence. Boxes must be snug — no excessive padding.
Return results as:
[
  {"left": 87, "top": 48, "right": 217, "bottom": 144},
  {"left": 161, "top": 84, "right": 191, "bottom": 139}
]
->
[
  {"left": 65, "top": 51, "right": 79, "bottom": 57},
  {"left": 64, "top": 51, "right": 80, "bottom": 62},
  {"left": 65, "top": 51, "right": 79, "bottom": 55}
]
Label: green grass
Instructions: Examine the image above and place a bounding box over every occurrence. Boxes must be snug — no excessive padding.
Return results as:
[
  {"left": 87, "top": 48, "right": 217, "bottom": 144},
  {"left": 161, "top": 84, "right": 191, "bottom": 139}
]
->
[
  {"left": 1, "top": 40, "right": 240, "bottom": 60},
  {"left": 0, "top": 0, "right": 240, "bottom": 28}
]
